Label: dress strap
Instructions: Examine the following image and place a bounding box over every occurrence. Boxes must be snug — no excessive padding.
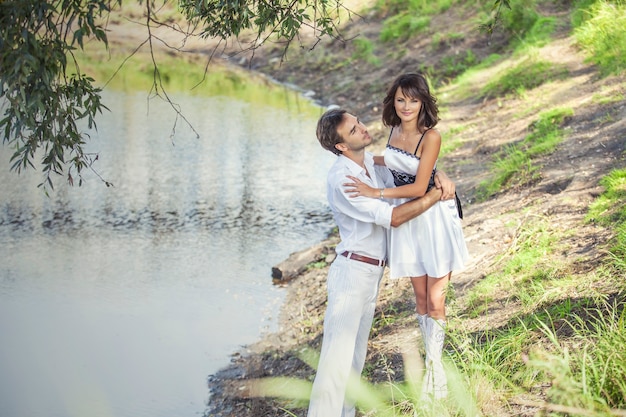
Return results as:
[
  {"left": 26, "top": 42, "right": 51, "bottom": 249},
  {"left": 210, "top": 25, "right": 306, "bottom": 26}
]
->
[
  {"left": 387, "top": 127, "right": 394, "bottom": 145},
  {"left": 414, "top": 128, "right": 431, "bottom": 155}
]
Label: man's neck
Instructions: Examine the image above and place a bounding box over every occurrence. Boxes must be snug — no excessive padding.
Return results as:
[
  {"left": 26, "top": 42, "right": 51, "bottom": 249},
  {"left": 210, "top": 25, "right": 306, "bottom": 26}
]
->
[{"left": 343, "top": 148, "right": 367, "bottom": 169}]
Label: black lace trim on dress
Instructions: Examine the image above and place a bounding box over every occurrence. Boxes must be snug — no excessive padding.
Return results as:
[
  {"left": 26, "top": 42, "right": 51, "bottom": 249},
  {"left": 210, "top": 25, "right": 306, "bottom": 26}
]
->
[
  {"left": 390, "top": 169, "right": 415, "bottom": 187},
  {"left": 386, "top": 144, "right": 417, "bottom": 186},
  {"left": 386, "top": 143, "right": 418, "bottom": 159},
  {"left": 386, "top": 127, "right": 432, "bottom": 187}
]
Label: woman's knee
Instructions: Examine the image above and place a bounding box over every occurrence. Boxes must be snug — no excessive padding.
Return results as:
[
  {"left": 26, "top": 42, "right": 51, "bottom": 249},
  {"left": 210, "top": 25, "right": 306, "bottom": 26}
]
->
[
  {"left": 427, "top": 295, "right": 446, "bottom": 316},
  {"left": 427, "top": 305, "right": 446, "bottom": 319}
]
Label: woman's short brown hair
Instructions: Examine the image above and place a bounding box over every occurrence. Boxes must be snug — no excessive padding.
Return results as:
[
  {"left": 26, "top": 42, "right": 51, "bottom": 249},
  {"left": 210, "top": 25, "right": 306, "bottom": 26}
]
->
[{"left": 382, "top": 73, "right": 439, "bottom": 129}]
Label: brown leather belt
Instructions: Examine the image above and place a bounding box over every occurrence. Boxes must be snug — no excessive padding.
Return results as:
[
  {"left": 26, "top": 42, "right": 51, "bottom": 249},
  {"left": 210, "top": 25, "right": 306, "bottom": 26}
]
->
[{"left": 341, "top": 251, "right": 387, "bottom": 267}]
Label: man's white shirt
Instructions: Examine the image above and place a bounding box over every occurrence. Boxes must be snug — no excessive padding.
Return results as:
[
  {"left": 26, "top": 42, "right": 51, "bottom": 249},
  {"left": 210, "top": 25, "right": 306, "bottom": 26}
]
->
[{"left": 326, "top": 152, "right": 396, "bottom": 261}]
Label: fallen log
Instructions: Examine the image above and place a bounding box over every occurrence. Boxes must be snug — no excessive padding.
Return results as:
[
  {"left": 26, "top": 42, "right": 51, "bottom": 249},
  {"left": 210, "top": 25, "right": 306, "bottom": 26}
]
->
[{"left": 271, "top": 237, "right": 338, "bottom": 284}]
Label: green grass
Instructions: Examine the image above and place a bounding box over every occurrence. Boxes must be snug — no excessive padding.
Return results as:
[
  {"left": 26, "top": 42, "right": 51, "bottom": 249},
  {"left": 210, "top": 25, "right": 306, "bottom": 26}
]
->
[
  {"left": 574, "top": 0, "right": 626, "bottom": 75},
  {"left": 586, "top": 168, "right": 626, "bottom": 272},
  {"left": 351, "top": 38, "right": 381, "bottom": 66},
  {"left": 73, "top": 47, "right": 322, "bottom": 117},
  {"left": 430, "top": 31, "right": 465, "bottom": 50},
  {"left": 499, "top": 0, "right": 541, "bottom": 38},
  {"left": 476, "top": 107, "right": 573, "bottom": 199},
  {"left": 437, "top": 0, "right": 626, "bottom": 98},
  {"left": 371, "top": 304, "right": 401, "bottom": 332},
  {"left": 375, "top": 0, "right": 457, "bottom": 42},
  {"left": 462, "top": 215, "right": 565, "bottom": 316},
  {"left": 380, "top": 13, "right": 431, "bottom": 42},
  {"left": 453, "top": 168, "right": 626, "bottom": 414},
  {"left": 512, "top": 15, "right": 559, "bottom": 50},
  {"left": 373, "top": 0, "right": 456, "bottom": 17},
  {"left": 251, "top": 296, "right": 626, "bottom": 416},
  {"left": 448, "top": 181, "right": 626, "bottom": 414},
  {"left": 306, "top": 260, "right": 328, "bottom": 270},
  {"left": 437, "top": 52, "right": 553, "bottom": 101},
  {"left": 480, "top": 57, "right": 570, "bottom": 99},
  {"left": 527, "top": 303, "right": 626, "bottom": 412},
  {"left": 439, "top": 50, "right": 479, "bottom": 82},
  {"left": 439, "top": 124, "right": 468, "bottom": 158},
  {"left": 576, "top": 306, "right": 626, "bottom": 409},
  {"left": 447, "top": 300, "right": 626, "bottom": 415},
  {"left": 592, "top": 86, "right": 625, "bottom": 105}
]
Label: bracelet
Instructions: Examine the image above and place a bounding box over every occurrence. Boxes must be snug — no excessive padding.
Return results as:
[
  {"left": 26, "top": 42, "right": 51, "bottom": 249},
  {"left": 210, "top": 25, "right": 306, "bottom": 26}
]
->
[{"left": 379, "top": 188, "right": 384, "bottom": 199}]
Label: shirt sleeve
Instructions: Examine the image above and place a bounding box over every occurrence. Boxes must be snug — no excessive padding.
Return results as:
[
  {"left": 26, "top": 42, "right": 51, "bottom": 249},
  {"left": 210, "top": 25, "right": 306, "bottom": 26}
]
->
[
  {"left": 375, "top": 165, "right": 396, "bottom": 189},
  {"left": 328, "top": 170, "right": 393, "bottom": 229}
]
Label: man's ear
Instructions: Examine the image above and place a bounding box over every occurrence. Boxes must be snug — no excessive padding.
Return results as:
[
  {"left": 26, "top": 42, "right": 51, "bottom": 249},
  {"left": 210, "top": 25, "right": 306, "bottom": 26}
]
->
[{"left": 334, "top": 142, "right": 347, "bottom": 153}]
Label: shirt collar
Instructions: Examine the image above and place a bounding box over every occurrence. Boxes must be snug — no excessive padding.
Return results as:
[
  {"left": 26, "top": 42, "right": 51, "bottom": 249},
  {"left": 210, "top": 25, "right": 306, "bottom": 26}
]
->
[{"left": 339, "top": 152, "right": 375, "bottom": 176}]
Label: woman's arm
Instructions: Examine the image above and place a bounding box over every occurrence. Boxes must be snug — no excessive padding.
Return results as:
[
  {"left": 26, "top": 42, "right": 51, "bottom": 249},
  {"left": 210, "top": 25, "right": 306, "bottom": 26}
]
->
[
  {"left": 344, "top": 130, "right": 441, "bottom": 199},
  {"left": 391, "top": 187, "right": 442, "bottom": 227},
  {"left": 373, "top": 155, "right": 386, "bottom": 166},
  {"left": 433, "top": 170, "right": 456, "bottom": 200}
]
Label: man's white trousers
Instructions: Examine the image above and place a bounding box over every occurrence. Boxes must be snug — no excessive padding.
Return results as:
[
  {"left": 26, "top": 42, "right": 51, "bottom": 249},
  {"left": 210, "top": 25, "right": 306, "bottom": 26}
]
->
[{"left": 307, "top": 255, "right": 384, "bottom": 417}]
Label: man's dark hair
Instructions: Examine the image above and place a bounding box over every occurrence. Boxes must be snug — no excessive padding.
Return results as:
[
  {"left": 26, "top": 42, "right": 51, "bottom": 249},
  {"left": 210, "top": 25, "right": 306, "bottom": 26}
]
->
[{"left": 316, "top": 108, "right": 347, "bottom": 155}]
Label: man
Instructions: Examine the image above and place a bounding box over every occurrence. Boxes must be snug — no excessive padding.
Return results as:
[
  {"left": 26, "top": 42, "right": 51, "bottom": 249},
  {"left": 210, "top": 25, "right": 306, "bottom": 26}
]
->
[{"left": 308, "top": 108, "right": 455, "bottom": 417}]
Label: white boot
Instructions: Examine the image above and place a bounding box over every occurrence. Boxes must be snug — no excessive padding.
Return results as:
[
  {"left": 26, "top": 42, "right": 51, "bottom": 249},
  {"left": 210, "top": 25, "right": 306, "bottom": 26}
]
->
[
  {"left": 416, "top": 313, "right": 428, "bottom": 357},
  {"left": 426, "top": 317, "right": 448, "bottom": 399},
  {"left": 422, "top": 317, "right": 448, "bottom": 399},
  {"left": 416, "top": 313, "right": 432, "bottom": 397}
]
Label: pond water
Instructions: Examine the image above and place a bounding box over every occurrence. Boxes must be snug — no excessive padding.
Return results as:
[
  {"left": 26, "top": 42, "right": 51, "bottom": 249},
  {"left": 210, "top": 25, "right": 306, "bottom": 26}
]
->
[{"left": 0, "top": 85, "right": 335, "bottom": 417}]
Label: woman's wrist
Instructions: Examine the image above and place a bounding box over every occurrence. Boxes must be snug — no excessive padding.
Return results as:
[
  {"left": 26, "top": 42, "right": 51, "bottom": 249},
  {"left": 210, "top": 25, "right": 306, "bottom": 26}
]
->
[{"left": 379, "top": 188, "right": 384, "bottom": 199}]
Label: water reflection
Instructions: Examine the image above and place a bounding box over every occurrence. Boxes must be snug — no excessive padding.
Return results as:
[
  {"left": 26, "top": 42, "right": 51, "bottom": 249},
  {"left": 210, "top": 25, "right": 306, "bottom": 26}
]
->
[{"left": 0, "top": 87, "right": 335, "bottom": 417}]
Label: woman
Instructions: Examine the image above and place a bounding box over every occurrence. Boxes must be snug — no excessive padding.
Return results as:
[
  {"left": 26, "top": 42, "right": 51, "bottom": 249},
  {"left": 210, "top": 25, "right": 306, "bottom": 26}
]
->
[{"left": 344, "top": 72, "right": 469, "bottom": 399}]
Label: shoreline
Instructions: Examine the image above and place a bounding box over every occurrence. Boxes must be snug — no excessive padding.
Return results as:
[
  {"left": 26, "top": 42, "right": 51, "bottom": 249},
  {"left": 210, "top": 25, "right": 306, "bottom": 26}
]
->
[{"left": 205, "top": 233, "right": 339, "bottom": 416}]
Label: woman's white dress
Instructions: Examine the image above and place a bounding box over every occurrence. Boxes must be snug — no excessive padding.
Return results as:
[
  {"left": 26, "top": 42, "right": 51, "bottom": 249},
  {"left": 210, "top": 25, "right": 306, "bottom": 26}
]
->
[{"left": 384, "top": 142, "right": 469, "bottom": 279}]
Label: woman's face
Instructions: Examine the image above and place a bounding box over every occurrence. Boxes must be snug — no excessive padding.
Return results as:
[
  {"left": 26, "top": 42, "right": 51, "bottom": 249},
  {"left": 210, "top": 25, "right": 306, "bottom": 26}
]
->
[{"left": 393, "top": 87, "right": 421, "bottom": 124}]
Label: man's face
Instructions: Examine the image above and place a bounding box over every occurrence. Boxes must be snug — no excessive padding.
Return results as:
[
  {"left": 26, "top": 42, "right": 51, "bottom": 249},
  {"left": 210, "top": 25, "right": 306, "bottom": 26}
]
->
[{"left": 335, "top": 113, "right": 372, "bottom": 153}]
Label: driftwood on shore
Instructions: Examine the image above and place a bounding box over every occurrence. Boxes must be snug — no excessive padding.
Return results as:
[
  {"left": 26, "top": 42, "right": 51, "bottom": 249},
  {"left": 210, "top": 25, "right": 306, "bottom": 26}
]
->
[{"left": 271, "top": 237, "right": 338, "bottom": 284}]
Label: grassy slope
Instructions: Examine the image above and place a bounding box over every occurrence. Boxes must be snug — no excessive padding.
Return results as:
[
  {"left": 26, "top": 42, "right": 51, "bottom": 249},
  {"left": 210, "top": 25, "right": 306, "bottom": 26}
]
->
[{"left": 199, "top": 1, "right": 626, "bottom": 416}]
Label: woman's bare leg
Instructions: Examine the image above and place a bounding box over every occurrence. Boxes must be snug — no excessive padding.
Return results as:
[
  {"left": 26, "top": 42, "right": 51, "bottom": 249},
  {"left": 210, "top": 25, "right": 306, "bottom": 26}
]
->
[
  {"left": 410, "top": 275, "right": 428, "bottom": 315},
  {"left": 426, "top": 272, "right": 451, "bottom": 319}
]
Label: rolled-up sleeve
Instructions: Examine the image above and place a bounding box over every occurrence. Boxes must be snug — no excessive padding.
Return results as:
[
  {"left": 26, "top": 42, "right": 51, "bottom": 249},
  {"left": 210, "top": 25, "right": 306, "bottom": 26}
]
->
[
  {"left": 330, "top": 183, "right": 393, "bottom": 229},
  {"left": 327, "top": 160, "right": 394, "bottom": 229},
  {"left": 375, "top": 164, "right": 397, "bottom": 189}
]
